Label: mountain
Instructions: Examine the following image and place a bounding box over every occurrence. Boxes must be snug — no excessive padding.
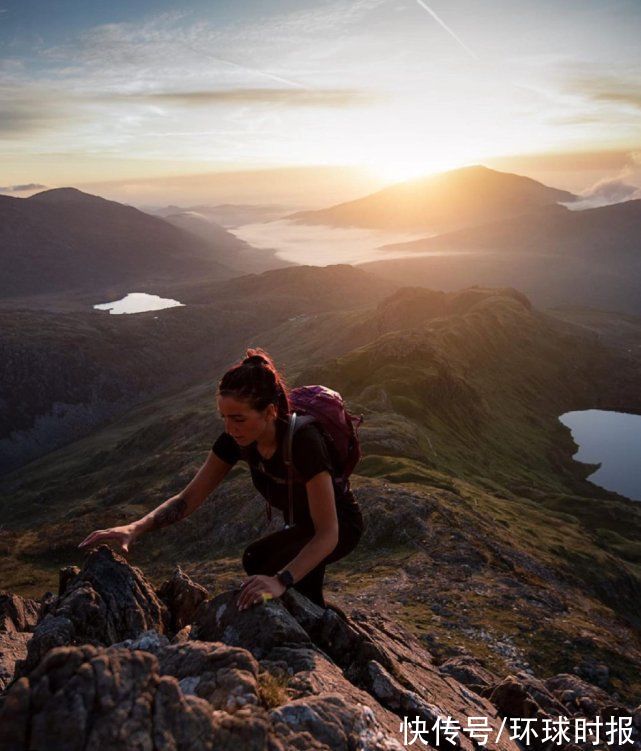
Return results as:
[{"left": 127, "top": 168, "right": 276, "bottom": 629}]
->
[
  {"left": 150, "top": 203, "right": 291, "bottom": 227},
  {"left": 0, "top": 188, "right": 241, "bottom": 300},
  {"left": 2, "top": 284, "right": 641, "bottom": 709},
  {"left": 378, "top": 199, "right": 641, "bottom": 259},
  {"left": 162, "top": 210, "right": 292, "bottom": 274},
  {"left": 0, "top": 265, "right": 397, "bottom": 474},
  {"left": 289, "top": 165, "right": 577, "bottom": 232},
  {"left": 361, "top": 200, "right": 641, "bottom": 314}
]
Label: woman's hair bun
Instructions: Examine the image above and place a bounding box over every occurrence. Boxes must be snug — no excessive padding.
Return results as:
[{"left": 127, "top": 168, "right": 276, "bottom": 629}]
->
[{"left": 242, "top": 353, "right": 269, "bottom": 366}]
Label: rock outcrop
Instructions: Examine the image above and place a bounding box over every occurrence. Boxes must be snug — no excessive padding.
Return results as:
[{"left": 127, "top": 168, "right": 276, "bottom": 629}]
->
[
  {"left": 0, "top": 546, "right": 638, "bottom": 750},
  {"left": 21, "top": 545, "right": 169, "bottom": 674}
]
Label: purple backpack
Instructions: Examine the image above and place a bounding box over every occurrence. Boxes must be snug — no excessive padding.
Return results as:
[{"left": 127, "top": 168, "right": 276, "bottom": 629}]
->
[{"left": 283, "top": 385, "right": 363, "bottom": 526}]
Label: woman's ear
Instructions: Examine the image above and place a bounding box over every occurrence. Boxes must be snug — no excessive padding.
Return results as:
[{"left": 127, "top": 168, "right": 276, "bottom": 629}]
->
[{"left": 266, "top": 403, "right": 278, "bottom": 421}]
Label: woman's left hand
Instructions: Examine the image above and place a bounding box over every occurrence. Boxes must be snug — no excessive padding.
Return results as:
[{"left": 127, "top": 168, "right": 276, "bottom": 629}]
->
[{"left": 236, "top": 575, "right": 286, "bottom": 611}]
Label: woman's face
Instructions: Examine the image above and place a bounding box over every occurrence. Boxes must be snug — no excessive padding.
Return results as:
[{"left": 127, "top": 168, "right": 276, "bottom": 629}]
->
[{"left": 217, "top": 395, "right": 277, "bottom": 446}]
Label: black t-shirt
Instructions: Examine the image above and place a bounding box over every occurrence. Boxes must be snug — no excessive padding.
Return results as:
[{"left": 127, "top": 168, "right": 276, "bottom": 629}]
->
[{"left": 211, "top": 419, "right": 359, "bottom": 528}]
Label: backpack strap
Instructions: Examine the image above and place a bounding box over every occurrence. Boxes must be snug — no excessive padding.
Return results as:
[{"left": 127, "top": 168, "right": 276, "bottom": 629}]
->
[{"left": 282, "top": 413, "right": 315, "bottom": 527}]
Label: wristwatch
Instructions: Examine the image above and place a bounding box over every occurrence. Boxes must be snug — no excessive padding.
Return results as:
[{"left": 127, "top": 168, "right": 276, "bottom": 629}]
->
[{"left": 276, "top": 569, "right": 295, "bottom": 590}]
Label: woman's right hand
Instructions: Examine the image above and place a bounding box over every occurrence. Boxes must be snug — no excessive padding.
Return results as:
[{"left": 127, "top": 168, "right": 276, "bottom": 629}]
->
[{"left": 78, "top": 524, "right": 138, "bottom": 555}]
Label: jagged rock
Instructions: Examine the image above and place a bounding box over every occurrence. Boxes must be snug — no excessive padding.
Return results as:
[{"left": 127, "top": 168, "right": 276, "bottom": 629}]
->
[
  {"left": 22, "top": 614, "right": 75, "bottom": 673},
  {"left": 157, "top": 640, "right": 261, "bottom": 712},
  {"left": 58, "top": 565, "right": 80, "bottom": 596},
  {"left": 545, "top": 673, "right": 611, "bottom": 715},
  {"left": 270, "top": 694, "right": 404, "bottom": 751},
  {"left": 172, "top": 625, "right": 193, "bottom": 643},
  {"left": 0, "top": 641, "right": 407, "bottom": 751},
  {"left": 438, "top": 655, "right": 498, "bottom": 692},
  {"left": 0, "top": 593, "right": 40, "bottom": 633},
  {"left": 505, "top": 670, "right": 567, "bottom": 716},
  {"left": 0, "top": 632, "right": 31, "bottom": 691},
  {"left": 22, "top": 545, "right": 169, "bottom": 672},
  {"left": 490, "top": 675, "right": 543, "bottom": 718},
  {"left": 279, "top": 591, "right": 518, "bottom": 751},
  {"left": 157, "top": 565, "right": 208, "bottom": 632},
  {"left": 193, "top": 593, "right": 405, "bottom": 740},
  {"left": 192, "top": 591, "right": 311, "bottom": 659},
  {"left": 0, "top": 644, "right": 217, "bottom": 751},
  {"left": 112, "top": 629, "right": 170, "bottom": 652}
]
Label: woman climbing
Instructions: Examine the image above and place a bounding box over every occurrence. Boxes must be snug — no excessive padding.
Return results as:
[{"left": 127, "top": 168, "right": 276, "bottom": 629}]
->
[{"left": 78, "top": 348, "right": 364, "bottom": 611}]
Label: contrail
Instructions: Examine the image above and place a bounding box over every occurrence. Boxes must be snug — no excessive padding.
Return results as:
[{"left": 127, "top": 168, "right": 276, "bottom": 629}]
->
[
  {"left": 183, "top": 43, "right": 305, "bottom": 89},
  {"left": 415, "top": 0, "right": 477, "bottom": 60}
]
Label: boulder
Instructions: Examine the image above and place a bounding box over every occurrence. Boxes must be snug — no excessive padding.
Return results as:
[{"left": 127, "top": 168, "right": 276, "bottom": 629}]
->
[
  {"left": 0, "top": 632, "right": 31, "bottom": 691},
  {"left": 22, "top": 546, "right": 169, "bottom": 672},
  {"left": 438, "top": 655, "right": 498, "bottom": 692},
  {"left": 0, "top": 645, "right": 217, "bottom": 751},
  {"left": 545, "top": 673, "right": 612, "bottom": 715},
  {"left": 0, "top": 593, "right": 40, "bottom": 633},
  {"left": 157, "top": 565, "right": 208, "bottom": 632}
]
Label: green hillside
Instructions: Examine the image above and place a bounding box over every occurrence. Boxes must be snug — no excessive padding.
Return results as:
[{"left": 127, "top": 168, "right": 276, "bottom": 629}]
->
[{"left": 2, "top": 283, "right": 641, "bottom": 702}]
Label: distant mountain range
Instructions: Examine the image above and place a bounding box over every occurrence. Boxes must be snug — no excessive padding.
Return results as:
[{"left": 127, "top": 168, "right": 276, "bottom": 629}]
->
[
  {"left": 289, "top": 165, "right": 577, "bottom": 232},
  {"left": 360, "top": 199, "right": 641, "bottom": 314},
  {"left": 149, "top": 203, "right": 291, "bottom": 228},
  {"left": 0, "top": 188, "right": 253, "bottom": 300}
]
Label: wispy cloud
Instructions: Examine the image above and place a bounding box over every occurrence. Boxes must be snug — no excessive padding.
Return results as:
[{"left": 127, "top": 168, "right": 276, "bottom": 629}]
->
[
  {"left": 561, "top": 150, "right": 641, "bottom": 209},
  {"left": 0, "top": 183, "right": 47, "bottom": 192},
  {"left": 122, "top": 88, "right": 380, "bottom": 108},
  {"left": 568, "top": 74, "right": 641, "bottom": 111},
  {"left": 414, "top": 0, "right": 477, "bottom": 59},
  {"left": 0, "top": 88, "right": 71, "bottom": 136}
]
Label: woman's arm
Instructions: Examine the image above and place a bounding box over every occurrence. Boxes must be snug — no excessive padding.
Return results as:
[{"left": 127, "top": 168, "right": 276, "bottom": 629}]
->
[
  {"left": 236, "top": 470, "right": 338, "bottom": 609},
  {"left": 78, "top": 451, "right": 233, "bottom": 553},
  {"left": 278, "top": 471, "right": 339, "bottom": 582}
]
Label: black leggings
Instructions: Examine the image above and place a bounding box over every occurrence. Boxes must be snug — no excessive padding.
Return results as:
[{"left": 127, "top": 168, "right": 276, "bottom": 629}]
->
[{"left": 242, "top": 508, "right": 364, "bottom": 607}]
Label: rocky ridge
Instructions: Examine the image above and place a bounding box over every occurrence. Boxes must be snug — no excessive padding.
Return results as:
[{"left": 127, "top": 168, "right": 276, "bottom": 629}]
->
[{"left": 1, "top": 546, "right": 639, "bottom": 751}]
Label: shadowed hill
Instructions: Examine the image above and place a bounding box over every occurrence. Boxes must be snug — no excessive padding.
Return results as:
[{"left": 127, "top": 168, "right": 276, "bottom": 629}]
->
[
  {"left": 0, "top": 265, "right": 398, "bottom": 474},
  {"left": 0, "top": 188, "right": 242, "bottom": 300},
  {"left": 360, "top": 200, "right": 641, "bottom": 315},
  {"left": 290, "top": 165, "right": 576, "bottom": 232},
  {"left": 377, "top": 199, "right": 641, "bottom": 261}
]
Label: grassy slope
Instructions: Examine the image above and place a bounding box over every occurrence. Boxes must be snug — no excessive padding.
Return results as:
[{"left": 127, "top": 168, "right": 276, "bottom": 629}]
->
[{"left": 2, "top": 287, "right": 641, "bottom": 702}]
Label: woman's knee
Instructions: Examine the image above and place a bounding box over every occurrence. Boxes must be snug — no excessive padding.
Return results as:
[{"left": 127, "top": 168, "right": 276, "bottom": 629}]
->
[{"left": 242, "top": 544, "right": 262, "bottom": 575}]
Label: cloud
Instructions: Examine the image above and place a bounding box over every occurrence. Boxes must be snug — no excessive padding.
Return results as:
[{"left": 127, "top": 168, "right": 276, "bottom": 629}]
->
[
  {"left": 0, "top": 183, "right": 47, "bottom": 192},
  {"left": 0, "top": 86, "right": 75, "bottom": 137},
  {"left": 569, "top": 74, "right": 641, "bottom": 111},
  {"left": 562, "top": 168, "right": 641, "bottom": 210},
  {"left": 119, "top": 88, "right": 381, "bottom": 108}
]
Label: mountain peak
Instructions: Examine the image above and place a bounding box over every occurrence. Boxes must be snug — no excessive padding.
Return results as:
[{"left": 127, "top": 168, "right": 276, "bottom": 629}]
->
[{"left": 27, "top": 187, "right": 109, "bottom": 205}]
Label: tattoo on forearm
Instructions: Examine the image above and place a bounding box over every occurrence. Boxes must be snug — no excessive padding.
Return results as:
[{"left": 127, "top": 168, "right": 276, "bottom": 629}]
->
[{"left": 150, "top": 497, "right": 188, "bottom": 530}]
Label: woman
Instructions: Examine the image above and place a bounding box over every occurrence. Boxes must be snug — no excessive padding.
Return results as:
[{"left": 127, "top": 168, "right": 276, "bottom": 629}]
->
[{"left": 79, "top": 349, "right": 364, "bottom": 612}]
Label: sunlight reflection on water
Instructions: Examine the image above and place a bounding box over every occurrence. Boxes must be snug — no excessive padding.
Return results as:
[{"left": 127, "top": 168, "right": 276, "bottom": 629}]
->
[{"left": 93, "top": 292, "right": 184, "bottom": 315}]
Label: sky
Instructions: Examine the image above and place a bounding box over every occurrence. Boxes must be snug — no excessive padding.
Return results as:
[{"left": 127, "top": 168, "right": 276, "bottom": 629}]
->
[{"left": 1, "top": 0, "right": 641, "bottom": 203}]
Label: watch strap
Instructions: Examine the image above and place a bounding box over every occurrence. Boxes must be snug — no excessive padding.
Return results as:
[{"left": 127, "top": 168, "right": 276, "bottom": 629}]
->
[{"left": 276, "top": 569, "right": 294, "bottom": 590}]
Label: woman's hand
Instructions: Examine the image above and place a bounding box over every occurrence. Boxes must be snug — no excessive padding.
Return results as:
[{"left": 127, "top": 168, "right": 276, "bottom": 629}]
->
[
  {"left": 78, "top": 524, "right": 138, "bottom": 555},
  {"left": 236, "top": 575, "right": 286, "bottom": 611}
]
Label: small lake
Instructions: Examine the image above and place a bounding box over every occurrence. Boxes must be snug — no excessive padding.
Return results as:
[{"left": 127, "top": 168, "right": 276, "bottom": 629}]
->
[
  {"left": 559, "top": 409, "right": 641, "bottom": 501},
  {"left": 93, "top": 292, "right": 184, "bottom": 315}
]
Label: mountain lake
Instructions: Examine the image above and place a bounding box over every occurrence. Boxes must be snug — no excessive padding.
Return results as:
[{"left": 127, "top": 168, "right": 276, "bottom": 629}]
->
[
  {"left": 559, "top": 409, "right": 641, "bottom": 501},
  {"left": 93, "top": 292, "right": 184, "bottom": 314}
]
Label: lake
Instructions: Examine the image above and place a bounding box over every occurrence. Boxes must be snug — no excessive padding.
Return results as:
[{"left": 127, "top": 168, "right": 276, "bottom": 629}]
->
[
  {"left": 559, "top": 409, "right": 641, "bottom": 501},
  {"left": 94, "top": 292, "right": 184, "bottom": 315}
]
